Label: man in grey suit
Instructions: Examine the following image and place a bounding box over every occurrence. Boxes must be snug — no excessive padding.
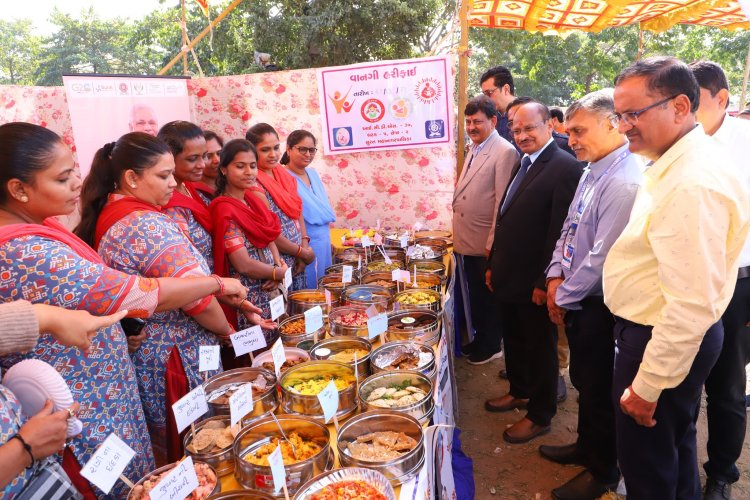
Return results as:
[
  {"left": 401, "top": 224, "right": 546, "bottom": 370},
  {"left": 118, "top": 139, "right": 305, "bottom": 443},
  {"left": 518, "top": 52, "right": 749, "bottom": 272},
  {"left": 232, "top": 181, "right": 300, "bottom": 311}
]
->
[{"left": 454, "top": 95, "right": 519, "bottom": 364}]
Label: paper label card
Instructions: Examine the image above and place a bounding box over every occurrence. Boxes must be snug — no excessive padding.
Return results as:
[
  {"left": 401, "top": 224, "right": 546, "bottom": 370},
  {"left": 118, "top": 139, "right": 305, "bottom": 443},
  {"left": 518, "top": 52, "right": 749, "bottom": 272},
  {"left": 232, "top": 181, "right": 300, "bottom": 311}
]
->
[
  {"left": 229, "top": 383, "right": 253, "bottom": 427},
  {"left": 414, "top": 221, "right": 424, "bottom": 231},
  {"left": 399, "top": 235, "right": 408, "bottom": 248},
  {"left": 341, "top": 265, "right": 353, "bottom": 284},
  {"left": 367, "top": 313, "right": 388, "bottom": 339},
  {"left": 304, "top": 306, "right": 323, "bottom": 333},
  {"left": 198, "top": 345, "right": 220, "bottom": 372},
  {"left": 271, "top": 338, "right": 286, "bottom": 379},
  {"left": 149, "top": 457, "right": 199, "bottom": 500},
  {"left": 317, "top": 379, "right": 340, "bottom": 423},
  {"left": 231, "top": 325, "right": 267, "bottom": 356},
  {"left": 391, "top": 269, "right": 401, "bottom": 282},
  {"left": 374, "top": 233, "right": 383, "bottom": 246},
  {"left": 283, "top": 267, "right": 292, "bottom": 288},
  {"left": 269, "top": 295, "right": 285, "bottom": 321},
  {"left": 361, "top": 235, "right": 372, "bottom": 247},
  {"left": 324, "top": 289, "right": 332, "bottom": 308},
  {"left": 172, "top": 386, "right": 208, "bottom": 433},
  {"left": 80, "top": 433, "right": 136, "bottom": 494},
  {"left": 401, "top": 270, "right": 412, "bottom": 284},
  {"left": 365, "top": 304, "right": 379, "bottom": 318},
  {"left": 267, "top": 445, "right": 286, "bottom": 492},
  {"left": 406, "top": 246, "right": 415, "bottom": 258}
]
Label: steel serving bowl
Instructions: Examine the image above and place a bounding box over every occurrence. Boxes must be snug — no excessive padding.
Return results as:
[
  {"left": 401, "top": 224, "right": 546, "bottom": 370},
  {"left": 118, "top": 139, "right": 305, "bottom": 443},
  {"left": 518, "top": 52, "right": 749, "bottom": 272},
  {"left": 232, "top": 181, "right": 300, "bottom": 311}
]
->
[
  {"left": 365, "top": 259, "right": 405, "bottom": 273},
  {"left": 336, "top": 410, "right": 425, "bottom": 486},
  {"left": 414, "top": 229, "right": 452, "bottom": 239},
  {"left": 393, "top": 288, "right": 442, "bottom": 313},
  {"left": 358, "top": 371, "right": 434, "bottom": 425},
  {"left": 339, "top": 285, "right": 392, "bottom": 312},
  {"left": 286, "top": 289, "right": 336, "bottom": 317},
  {"left": 277, "top": 314, "right": 326, "bottom": 347},
  {"left": 207, "top": 492, "right": 275, "bottom": 500},
  {"left": 360, "top": 271, "right": 398, "bottom": 291},
  {"left": 183, "top": 415, "right": 236, "bottom": 476},
  {"left": 204, "top": 368, "right": 278, "bottom": 426},
  {"left": 384, "top": 234, "right": 415, "bottom": 248},
  {"left": 233, "top": 415, "right": 332, "bottom": 497},
  {"left": 405, "top": 243, "right": 446, "bottom": 262},
  {"left": 251, "top": 347, "right": 310, "bottom": 375},
  {"left": 324, "top": 262, "right": 362, "bottom": 281},
  {"left": 128, "top": 460, "right": 220, "bottom": 500},
  {"left": 310, "top": 336, "right": 372, "bottom": 380},
  {"left": 279, "top": 360, "right": 358, "bottom": 422},
  {"left": 327, "top": 305, "right": 370, "bottom": 338},
  {"left": 370, "top": 247, "right": 406, "bottom": 263},
  {"left": 385, "top": 310, "right": 441, "bottom": 346},
  {"left": 408, "top": 259, "right": 446, "bottom": 277},
  {"left": 370, "top": 341, "right": 437, "bottom": 383},
  {"left": 333, "top": 247, "right": 366, "bottom": 264},
  {"left": 415, "top": 236, "right": 452, "bottom": 250},
  {"left": 293, "top": 467, "right": 395, "bottom": 500},
  {"left": 317, "top": 274, "right": 350, "bottom": 301}
]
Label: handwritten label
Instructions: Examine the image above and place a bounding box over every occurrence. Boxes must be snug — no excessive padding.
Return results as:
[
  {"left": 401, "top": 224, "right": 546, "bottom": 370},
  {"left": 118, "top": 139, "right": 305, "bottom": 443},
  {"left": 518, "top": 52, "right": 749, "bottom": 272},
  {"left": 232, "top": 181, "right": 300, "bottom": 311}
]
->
[
  {"left": 399, "top": 235, "right": 409, "bottom": 248},
  {"left": 229, "top": 383, "right": 253, "bottom": 427},
  {"left": 365, "top": 304, "right": 379, "bottom": 318},
  {"left": 317, "top": 379, "right": 340, "bottom": 423},
  {"left": 361, "top": 235, "right": 372, "bottom": 247},
  {"left": 367, "top": 313, "right": 388, "bottom": 339},
  {"left": 267, "top": 445, "right": 286, "bottom": 493},
  {"left": 324, "top": 289, "right": 332, "bottom": 308},
  {"left": 283, "top": 267, "right": 292, "bottom": 288},
  {"left": 271, "top": 338, "right": 286, "bottom": 379},
  {"left": 199, "top": 345, "right": 220, "bottom": 372},
  {"left": 391, "top": 269, "right": 401, "bottom": 282},
  {"left": 304, "top": 306, "right": 323, "bottom": 333},
  {"left": 231, "top": 325, "right": 267, "bottom": 356},
  {"left": 80, "top": 434, "right": 135, "bottom": 494},
  {"left": 149, "top": 457, "right": 199, "bottom": 500},
  {"left": 269, "top": 295, "right": 285, "bottom": 321},
  {"left": 341, "top": 265, "right": 353, "bottom": 284},
  {"left": 171, "top": 386, "right": 208, "bottom": 433}
]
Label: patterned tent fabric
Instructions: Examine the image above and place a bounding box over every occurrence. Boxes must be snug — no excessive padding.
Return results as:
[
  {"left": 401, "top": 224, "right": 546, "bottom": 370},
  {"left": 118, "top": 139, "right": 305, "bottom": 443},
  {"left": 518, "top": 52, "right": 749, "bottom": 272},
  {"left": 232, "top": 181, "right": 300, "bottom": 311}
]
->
[{"left": 469, "top": 0, "right": 750, "bottom": 33}]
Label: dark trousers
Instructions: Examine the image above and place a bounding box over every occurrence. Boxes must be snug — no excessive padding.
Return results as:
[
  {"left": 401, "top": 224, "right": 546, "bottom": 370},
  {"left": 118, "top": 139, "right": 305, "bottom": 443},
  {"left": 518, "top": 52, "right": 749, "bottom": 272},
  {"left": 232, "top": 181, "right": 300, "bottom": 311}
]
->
[
  {"left": 462, "top": 254, "right": 501, "bottom": 353},
  {"left": 704, "top": 277, "right": 750, "bottom": 483},
  {"left": 566, "top": 296, "right": 618, "bottom": 483},
  {"left": 500, "top": 301, "right": 558, "bottom": 426},
  {"left": 613, "top": 318, "right": 723, "bottom": 500}
]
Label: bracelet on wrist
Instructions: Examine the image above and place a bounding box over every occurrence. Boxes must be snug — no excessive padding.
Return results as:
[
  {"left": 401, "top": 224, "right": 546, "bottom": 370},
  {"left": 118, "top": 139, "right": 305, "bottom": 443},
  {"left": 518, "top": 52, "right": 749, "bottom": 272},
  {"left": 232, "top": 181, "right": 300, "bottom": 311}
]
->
[
  {"left": 12, "top": 434, "right": 35, "bottom": 468},
  {"left": 272, "top": 267, "right": 277, "bottom": 281},
  {"left": 210, "top": 274, "right": 225, "bottom": 295},
  {"left": 301, "top": 236, "right": 311, "bottom": 242},
  {"left": 295, "top": 245, "right": 303, "bottom": 258}
]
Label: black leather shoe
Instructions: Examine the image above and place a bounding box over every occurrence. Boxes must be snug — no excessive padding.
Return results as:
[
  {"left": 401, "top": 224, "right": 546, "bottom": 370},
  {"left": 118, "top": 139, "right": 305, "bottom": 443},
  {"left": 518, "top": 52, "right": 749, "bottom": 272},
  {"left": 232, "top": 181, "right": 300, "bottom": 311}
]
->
[
  {"left": 552, "top": 470, "right": 619, "bottom": 500},
  {"left": 538, "top": 443, "right": 586, "bottom": 466},
  {"left": 704, "top": 477, "right": 732, "bottom": 500},
  {"left": 557, "top": 375, "right": 567, "bottom": 403}
]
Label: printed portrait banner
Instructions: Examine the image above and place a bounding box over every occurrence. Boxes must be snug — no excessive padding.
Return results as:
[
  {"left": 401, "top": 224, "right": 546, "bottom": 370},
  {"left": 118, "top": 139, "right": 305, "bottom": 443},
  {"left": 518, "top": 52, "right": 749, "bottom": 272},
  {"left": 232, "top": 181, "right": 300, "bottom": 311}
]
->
[
  {"left": 62, "top": 75, "right": 191, "bottom": 178},
  {"left": 316, "top": 56, "right": 453, "bottom": 155}
]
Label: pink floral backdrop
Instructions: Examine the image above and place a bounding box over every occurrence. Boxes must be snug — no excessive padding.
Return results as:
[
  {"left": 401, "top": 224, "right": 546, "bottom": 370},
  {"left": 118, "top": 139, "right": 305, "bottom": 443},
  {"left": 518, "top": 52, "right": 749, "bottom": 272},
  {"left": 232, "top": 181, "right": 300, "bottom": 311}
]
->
[{"left": 0, "top": 66, "right": 456, "bottom": 230}]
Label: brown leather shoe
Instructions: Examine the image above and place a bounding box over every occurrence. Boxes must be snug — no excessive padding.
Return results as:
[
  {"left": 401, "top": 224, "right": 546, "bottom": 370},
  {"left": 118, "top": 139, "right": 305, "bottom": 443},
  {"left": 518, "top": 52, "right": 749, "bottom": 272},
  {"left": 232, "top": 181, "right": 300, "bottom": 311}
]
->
[
  {"left": 503, "top": 417, "right": 551, "bottom": 444},
  {"left": 484, "top": 394, "right": 528, "bottom": 412}
]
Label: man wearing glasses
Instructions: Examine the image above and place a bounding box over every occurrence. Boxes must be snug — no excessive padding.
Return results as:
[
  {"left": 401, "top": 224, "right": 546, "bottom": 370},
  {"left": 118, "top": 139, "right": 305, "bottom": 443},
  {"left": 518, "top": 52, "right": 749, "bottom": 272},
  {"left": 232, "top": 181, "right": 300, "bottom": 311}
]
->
[
  {"left": 480, "top": 66, "right": 516, "bottom": 143},
  {"left": 484, "top": 102, "right": 581, "bottom": 443},
  {"left": 603, "top": 56, "right": 749, "bottom": 499}
]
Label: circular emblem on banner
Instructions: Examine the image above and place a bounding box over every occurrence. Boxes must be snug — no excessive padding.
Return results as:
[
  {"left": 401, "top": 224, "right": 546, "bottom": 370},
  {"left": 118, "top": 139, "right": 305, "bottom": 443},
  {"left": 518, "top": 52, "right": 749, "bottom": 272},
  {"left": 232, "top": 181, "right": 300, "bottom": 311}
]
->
[
  {"left": 361, "top": 98, "right": 386, "bottom": 123},
  {"left": 414, "top": 77, "right": 442, "bottom": 105},
  {"left": 390, "top": 97, "right": 412, "bottom": 119}
]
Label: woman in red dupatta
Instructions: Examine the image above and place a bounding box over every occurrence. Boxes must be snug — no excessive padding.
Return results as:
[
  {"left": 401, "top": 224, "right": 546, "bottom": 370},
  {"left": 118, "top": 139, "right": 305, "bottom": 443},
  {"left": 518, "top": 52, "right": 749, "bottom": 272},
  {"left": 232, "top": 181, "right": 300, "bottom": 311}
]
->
[
  {"left": 210, "top": 139, "right": 284, "bottom": 355},
  {"left": 246, "top": 123, "right": 315, "bottom": 291}
]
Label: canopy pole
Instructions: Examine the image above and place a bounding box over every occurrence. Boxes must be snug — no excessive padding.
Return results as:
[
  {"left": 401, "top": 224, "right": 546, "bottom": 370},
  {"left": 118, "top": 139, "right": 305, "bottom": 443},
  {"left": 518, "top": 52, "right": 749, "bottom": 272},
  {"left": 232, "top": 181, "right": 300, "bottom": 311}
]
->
[
  {"left": 740, "top": 41, "right": 750, "bottom": 112},
  {"left": 159, "top": 0, "right": 244, "bottom": 76},
  {"left": 636, "top": 23, "right": 645, "bottom": 61},
  {"left": 456, "top": 0, "right": 470, "bottom": 179},
  {"left": 181, "top": 0, "right": 189, "bottom": 75}
]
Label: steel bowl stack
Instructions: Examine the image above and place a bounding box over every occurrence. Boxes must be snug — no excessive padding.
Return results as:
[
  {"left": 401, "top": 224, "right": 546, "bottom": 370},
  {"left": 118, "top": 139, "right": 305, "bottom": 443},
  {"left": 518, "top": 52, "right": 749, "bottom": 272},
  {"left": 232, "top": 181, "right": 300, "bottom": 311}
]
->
[
  {"left": 370, "top": 341, "right": 437, "bottom": 383},
  {"left": 336, "top": 410, "right": 425, "bottom": 486},
  {"left": 128, "top": 460, "right": 221, "bottom": 499},
  {"left": 279, "top": 360, "right": 359, "bottom": 422},
  {"left": 385, "top": 310, "right": 441, "bottom": 347},
  {"left": 293, "top": 467, "right": 395, "bottom": 500},
  {"left": 233, "top": 415, "right": 332, "bottom": 497},
  {"left": 310, "top": 336, "right": 372, "bottom": 380},
  {"left": 277, "top": 314, "right": 326, "bottom": 347},
  {"left": 358, "top": 370, "right": 434, "bottom": 425},
  {"left": 183, "top": 415, "right": 236, "bottom": 476},
  {"left": 204, "top": 368, "right": 278, "bottom": 426}
]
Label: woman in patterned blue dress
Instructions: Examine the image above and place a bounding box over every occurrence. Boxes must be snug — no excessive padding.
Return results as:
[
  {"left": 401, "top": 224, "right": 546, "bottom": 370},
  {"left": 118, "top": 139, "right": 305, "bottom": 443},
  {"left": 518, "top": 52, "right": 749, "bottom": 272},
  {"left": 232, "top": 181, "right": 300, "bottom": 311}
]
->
[{"left": 246, "top": 123, "right": 315, "bottom": 291}]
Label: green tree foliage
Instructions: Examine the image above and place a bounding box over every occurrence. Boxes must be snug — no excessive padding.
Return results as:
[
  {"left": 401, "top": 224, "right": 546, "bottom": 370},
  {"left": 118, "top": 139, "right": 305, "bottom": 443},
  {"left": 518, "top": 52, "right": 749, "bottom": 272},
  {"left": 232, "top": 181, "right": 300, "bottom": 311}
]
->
[{"left": 0, "top": 19, "right": 41, "bottom": 85}]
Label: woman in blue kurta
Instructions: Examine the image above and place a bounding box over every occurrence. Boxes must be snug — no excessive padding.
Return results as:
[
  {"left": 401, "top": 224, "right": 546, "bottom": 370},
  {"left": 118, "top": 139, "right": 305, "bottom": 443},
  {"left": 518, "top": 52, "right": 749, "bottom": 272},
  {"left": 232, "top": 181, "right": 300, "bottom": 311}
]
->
[{"left": 281, "top": 130, "right": 336, "bottom": 286}]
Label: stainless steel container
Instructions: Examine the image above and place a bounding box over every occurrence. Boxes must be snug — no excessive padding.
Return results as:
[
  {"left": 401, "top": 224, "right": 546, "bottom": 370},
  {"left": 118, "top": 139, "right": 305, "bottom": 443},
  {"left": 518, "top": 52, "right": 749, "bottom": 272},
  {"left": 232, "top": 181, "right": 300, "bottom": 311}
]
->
[
  {"left": 414, "top": 229, "right": 452, "bottom": 239},
  {"left": 415, "top": 236, "right": 452, "bottom": 251},
  {"left": 293, "top": 467, "right": 395, "bottom": 500},
  {"left": 405, "top": 243, "right": 446, "bottom": 262},
  {"left": 334, "top": 247, "right": 366, "bottom": 264},
  {"left": 233, "top": 415, "right": 332, "bottom": 497},
  {"left": 358, "top": 371, "right": 434, "bottom": 425},
  {"left": 407, "top": 259, "right": 446, "bottom": 277},
  {"left": 128, "top": 460, "right": 220, "bottom": 499},
  {"left": 317, "top": 274, "right": 350, "bottom": 301},
  {"left": 339, "top": 285, "right": 392, "bottom": 312},
  {"left": 371, "top": 247, "right": 406, "bottom": 263},
  {"left": 328, "top": 305, "right": 370, "bottom": 338},
  {"left": 324, "top": 262, "right": 362, "bottom": 281},
  {"left": 370, "top": 341, "right": 437, "bottom": 383},
  {"left": 336, "top": 410, "right": 425, "bottom": 486},
  {"left": 384, "top": 233, "right": 415, "bottom": 248},
  {"left": 279, "top": 360, "right": 358, "bottom": 422},
  {"left": 393, "top": 270, "right": 443, "bottom": 293},
  {"left": 278, "top": 314, "right": 325, "bottom": 347},
  {"left": 287, "top": 289, "right": 335, "bottom": 317},
  {"left": 385, "top": 310, "right": 441, "bottom": 346},
  {"left": 183, "top": 415, "right": 236, "bottom": 476},
  {"left": 251, "top": 347, "right": 310, "bottom": 375},
  {"left": 207, "top": 492, "right": 275, "bottom": 500},
  {"left": 360, "top": 271, "right": 398, "bottom": 292},
  {"left": 204, "top": 368, "right": 278, "bottom": 426},
  {"left": 365, "top": 259, "right": 405, "bottom": 273},
  {"left": 393, "top": 288, "right": 442, "bottom": 313},
  {"left": 310, "top": 336, "right": 372, "bottom": 380}
]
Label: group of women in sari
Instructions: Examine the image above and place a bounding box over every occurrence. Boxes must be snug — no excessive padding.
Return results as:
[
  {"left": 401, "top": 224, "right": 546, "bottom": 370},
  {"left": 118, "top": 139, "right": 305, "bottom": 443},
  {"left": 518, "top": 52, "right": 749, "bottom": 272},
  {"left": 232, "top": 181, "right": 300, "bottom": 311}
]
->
[{"left": 0, "top": 119, "right": 335, "bottom": 499}]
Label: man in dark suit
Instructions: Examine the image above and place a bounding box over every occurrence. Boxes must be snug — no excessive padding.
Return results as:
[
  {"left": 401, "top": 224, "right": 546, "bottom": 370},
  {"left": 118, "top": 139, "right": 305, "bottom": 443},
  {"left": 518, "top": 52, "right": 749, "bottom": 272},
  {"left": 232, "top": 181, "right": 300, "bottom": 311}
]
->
[
  {"left": 484, "top": 102, "right": 582, "bottom": 443},
  {"left": 507, "top": 97, "right": 575, "bottom": 157}
]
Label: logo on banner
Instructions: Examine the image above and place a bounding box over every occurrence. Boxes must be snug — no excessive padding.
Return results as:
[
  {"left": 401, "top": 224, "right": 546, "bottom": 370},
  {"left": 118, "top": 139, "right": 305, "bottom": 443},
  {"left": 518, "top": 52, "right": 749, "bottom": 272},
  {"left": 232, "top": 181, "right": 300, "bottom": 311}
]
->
[
  {"left": 328, "top": 88, "right": 355, "bottom": 114},
  {"left": 361, "top": 99, "right": 385, "bottom": 122},
  {"left": 333, "top": 127, "right": 353, "bottom": 147},
  {"left": 390, "top": 97, "right": 412, "bottom": 119},
  {"left": 425, "top": 119, "right": 445, "bottom": 139},
  {"left": 118, "top": 83, "right": 130, "bottom": 95},
  {"left": 133, "top": 83, "right": 146, "bottom": 96},
  {"left": 414, "top": 77, "right": 442, "bottom": 104},
  {"left": 70, "top": 82, "right": 94, "bottom": 96}
]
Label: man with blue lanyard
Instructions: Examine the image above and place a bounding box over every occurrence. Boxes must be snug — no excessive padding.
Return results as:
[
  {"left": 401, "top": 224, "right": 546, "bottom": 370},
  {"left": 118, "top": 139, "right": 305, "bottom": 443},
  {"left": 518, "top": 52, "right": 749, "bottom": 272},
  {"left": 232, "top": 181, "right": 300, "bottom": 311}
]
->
[{"left": 541, "top": 89, "right": 643, "bottom": 500}]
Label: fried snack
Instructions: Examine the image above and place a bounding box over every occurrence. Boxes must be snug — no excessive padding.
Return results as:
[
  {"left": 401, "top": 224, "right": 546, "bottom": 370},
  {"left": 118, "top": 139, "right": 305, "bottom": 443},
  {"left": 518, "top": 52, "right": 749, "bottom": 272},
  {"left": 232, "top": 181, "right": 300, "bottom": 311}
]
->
[
  {"left": 310, "top": 480, "right": 387, "bottom": 500},
  {"left": 281, "top": 318, "right": 306, "bottom": 334},
  {"left": 283, "top": 374, "right": 354, "bottom": 395},
  {"left": 244, "top": 431, "right": 322, "bottom": 466},
  {"left": 130, "top": 462, "right": 217, "bottom": 500},
  {"left": 186, "top": 423, "right": 235, "bottom": 454}
]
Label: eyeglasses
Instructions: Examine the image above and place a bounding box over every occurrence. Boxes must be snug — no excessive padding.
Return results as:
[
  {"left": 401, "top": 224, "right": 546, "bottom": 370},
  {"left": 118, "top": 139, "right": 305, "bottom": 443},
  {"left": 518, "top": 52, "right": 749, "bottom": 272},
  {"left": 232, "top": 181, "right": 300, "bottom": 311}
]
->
[
  {"left": 482, "top": 87, "right": 499, "bottom": 97},
  {"left": 294, "top": 146, "right": 318, "bottom": 155},
  {"left": 612, "top": 95, "right": 678, "bottom": 127},
  {"left": 510, "top": 122, "right": 544, "bottom": 137}
]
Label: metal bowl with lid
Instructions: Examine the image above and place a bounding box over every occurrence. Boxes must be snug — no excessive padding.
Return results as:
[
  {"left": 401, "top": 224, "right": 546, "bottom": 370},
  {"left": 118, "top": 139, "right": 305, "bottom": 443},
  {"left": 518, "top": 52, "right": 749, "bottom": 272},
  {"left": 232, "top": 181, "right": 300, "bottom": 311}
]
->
[
  {"left": 277, "top": 314, "right": 326, "bottom": 347},
  {"left": 279, "top": 360, "right": 358, "bottom": 422},
  {"left": 393, "top": 288, "right": 442, "bottom": 313},
  {"left": 287, "top": 289, "right": 335, "bottom": 317},
  {"left": 339, "top": 285, "right": 392, "bottom": 312},
  {"left": 385, "top": 310, "right": 440, "bottom": 346},
  {"left": 310, "top": 336, "right": 372, "bottom": 379},
  {"left": 128, "top": 460, "right": 220, "bottom": 499},
  {"left": 358, "top": 371, "right": 434, "bottom": 425},
  {"left": 204, "top": 368, "right": 278, "bottom": 425},
  {"left": 327, "top": 305, "right": 370, "bottom": 337},
  {"left": 184, "top": 415, "right": 236, "bottom": 476},
  {"left": 293, "top": 467, "right": 395, "bottom": 500},
  {"left": 233, "top": 415, "right": 332, "bottom": 497},
  {"left": 370, "top": 341, "right": 436, "bottom": 382},
  {"left": 336, "top": 410, "right": 425, "bottom": 486}
]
